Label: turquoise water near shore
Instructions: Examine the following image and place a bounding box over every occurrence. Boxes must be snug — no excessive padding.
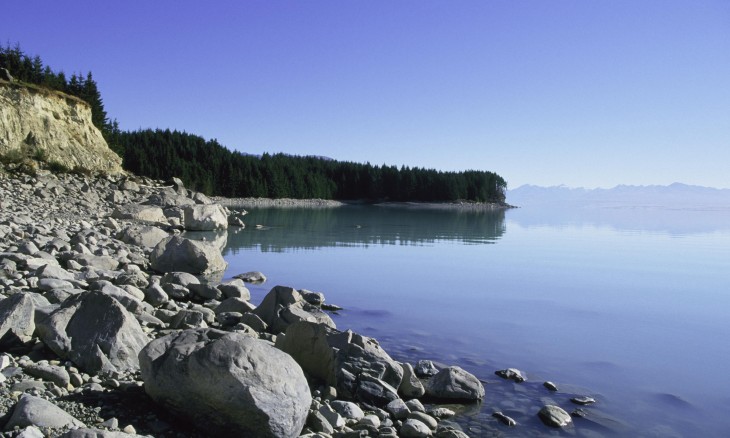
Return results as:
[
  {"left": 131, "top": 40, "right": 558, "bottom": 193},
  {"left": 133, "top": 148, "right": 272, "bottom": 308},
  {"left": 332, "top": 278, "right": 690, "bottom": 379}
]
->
[{"left": 220, "top": 204, "right": 730, "bottom": 437}]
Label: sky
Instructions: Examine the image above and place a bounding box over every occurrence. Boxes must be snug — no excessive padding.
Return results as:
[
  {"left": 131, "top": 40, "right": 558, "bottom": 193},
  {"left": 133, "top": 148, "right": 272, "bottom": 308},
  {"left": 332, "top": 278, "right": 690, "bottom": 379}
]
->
[{"left": 3, "top": 1, "right": 729, "bottom": 189}]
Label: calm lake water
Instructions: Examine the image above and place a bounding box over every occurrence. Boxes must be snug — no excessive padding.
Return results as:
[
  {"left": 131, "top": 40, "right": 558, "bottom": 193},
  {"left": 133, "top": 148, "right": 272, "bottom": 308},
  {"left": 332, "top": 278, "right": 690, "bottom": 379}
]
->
[{"left": 218, "top": 204, "right": 730, "bottom": 437}]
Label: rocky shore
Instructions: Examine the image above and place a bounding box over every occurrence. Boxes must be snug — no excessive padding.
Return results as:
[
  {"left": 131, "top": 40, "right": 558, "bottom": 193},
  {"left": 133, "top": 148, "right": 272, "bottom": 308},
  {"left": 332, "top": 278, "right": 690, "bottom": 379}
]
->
[{"left": 0, "top": 164, "right": 580, "bottom": 438}]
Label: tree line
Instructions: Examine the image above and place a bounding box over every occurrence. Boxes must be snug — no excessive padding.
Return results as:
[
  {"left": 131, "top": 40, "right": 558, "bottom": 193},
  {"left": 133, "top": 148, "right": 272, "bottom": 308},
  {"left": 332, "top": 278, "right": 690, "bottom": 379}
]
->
[
  {"left": 109, "top": 128, "right": 506, "bottom": 202},
  {"left": 2, "top": 43, "right": 507, "bottom": 203}
]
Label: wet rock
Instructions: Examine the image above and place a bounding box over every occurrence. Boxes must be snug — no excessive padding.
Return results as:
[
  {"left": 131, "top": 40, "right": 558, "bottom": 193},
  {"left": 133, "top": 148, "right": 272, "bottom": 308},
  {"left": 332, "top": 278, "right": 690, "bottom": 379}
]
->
[
  {"left": 495, "top": 368, "right": 526, "bottom": 383},
  {"left": 571, "top": 396, "right": 596, "bottom": 405},
  {"left": 425, "top": 366, "right": 485, "bottom": 401},
  {"left": 139, "top": 328, "right": 311, "bottom": 438},
  {"left": 538, "top": 404, "right": 572, "bottom": 427},
  {"left": 543, "top": 381, "right": 558, "bottom": 391},
  {"left": 492, "top": 411, "right": 517, "bottom": 426},
  {"left": 415, "top": 360, "right": 439, "bottom": 378},
  {"left": 234, "top": 271, "right": 267, "bottom": 284}
]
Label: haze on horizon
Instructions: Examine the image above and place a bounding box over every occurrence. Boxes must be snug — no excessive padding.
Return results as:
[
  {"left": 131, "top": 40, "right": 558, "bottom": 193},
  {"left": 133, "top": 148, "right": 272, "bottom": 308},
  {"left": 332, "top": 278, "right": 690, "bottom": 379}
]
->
[{"left": 3, "top": 1, "right": 729, "bottom": 190}]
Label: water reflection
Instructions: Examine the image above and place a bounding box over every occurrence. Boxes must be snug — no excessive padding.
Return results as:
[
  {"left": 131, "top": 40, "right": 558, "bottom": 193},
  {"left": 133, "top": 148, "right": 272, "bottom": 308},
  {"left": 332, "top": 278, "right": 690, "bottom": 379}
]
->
[
  {"left": 225, "top": 206, "right": 506, "bottom": 252},
  {"left": 508, "top": 204, "right": 730, "bottom": 235}
]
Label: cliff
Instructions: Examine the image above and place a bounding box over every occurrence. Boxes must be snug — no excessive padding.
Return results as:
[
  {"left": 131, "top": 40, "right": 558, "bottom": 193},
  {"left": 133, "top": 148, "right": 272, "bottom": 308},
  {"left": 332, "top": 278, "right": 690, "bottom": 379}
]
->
[{"left": 0, "top": 80, "right": 123, "bottom": 174}]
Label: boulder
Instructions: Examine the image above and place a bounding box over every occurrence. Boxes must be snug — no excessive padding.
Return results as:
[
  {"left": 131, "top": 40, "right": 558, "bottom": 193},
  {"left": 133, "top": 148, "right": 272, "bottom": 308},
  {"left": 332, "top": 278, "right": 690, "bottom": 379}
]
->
[
  {"left": 217, "top": 278, "right": 250, "bottom": 300},
  {"left": 253, "top": 286, "right": 335, "bottom": 334},
  {"left": 150, "top": 235, "right": 227, "bottom": 275},
  {"left": 425, "top": 366, "right": 484, "bottom": 401},
  {"left": 182, "top": 204, "right": 228, "bottom": 231},
  {"left": 36, "top": 291, "right": 150, "bottom": 374},
  {"left": 146, "top": 191, "right": 195, "bottom": 207},
  {"left": 118, "top": 226, "right": 169, "bottom": 249},
  {"left": 4, "top": 394, "right": 85, "bottom": 430},
  {"left": 277, "top": 321, "right": 404, "bottom": 404},
  {"left": 0, "top": 293, "right": 36, "bottom": 348},
  {"left": 111, "top": 204, "right": 167, "bottom": 224},
  {"left": 139, "top": 328, "right": 310, "bottom": 438},
  {"left": 234, "top": 271, "right": 267, "bottom": 284},
  {"left": 538, "top": 405, "right": 572, "bottom": 427},
  {"left": 399, "top": 362, "right": 426, "bottom": 399}
]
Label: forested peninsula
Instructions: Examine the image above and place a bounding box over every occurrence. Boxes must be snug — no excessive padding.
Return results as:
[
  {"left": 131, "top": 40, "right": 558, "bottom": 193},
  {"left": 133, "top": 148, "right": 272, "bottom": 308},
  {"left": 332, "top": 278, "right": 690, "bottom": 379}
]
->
[{"left": 1, "top": 44, "right": 507, "bottom": 203}]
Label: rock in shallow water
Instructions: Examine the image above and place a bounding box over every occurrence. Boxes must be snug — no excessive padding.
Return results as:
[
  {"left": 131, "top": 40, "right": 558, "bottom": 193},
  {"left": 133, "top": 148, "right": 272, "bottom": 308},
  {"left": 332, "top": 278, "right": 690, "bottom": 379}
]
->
[
  {"left": 538, "top": 404, "right": 572, "bottom": 427},
  {"left": 425, "top": 366, "right": 485, "bottom": 401}
]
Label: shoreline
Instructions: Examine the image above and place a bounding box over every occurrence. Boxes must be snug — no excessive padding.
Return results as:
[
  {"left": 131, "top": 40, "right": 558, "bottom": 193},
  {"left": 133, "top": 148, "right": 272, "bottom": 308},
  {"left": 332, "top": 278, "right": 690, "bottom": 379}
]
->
[{"left": 214, "top": 196, "right": 515, "bottom": 210}]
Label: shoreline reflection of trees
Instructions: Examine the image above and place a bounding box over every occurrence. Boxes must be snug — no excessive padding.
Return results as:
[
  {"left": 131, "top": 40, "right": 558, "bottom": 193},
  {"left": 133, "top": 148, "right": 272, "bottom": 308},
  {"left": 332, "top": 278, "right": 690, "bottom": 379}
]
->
[{"left": 224, "top": 206, "right": 506, "bottom": 253}]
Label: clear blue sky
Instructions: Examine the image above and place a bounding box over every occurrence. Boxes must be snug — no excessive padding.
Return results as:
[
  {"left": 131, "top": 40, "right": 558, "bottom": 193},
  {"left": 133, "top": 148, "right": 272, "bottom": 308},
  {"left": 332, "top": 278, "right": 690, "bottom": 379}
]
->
[{"left": 3, "top": 1, "right": 729, "bottom": 189}]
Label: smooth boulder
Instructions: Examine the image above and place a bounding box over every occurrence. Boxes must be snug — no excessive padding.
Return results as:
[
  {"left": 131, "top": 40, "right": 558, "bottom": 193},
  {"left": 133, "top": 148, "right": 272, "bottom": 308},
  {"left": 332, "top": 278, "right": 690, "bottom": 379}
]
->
[
  {"left": 36, "top": 291, "right": 150, "bottom": 374},
  {"left": 182, "top": 204, "right": 228, "bottom": 231},
  {"left": 139, "top": 328, "right": 311, "bottom": 438},
  {"left": 425, "top": 366, "right": 485, "bottom": 401},
  {"left": 538, "top": 405, "right": 572, "bottom": 427},
  {"left": 150, "top": 235, "right": 227, "bottom": 275},
  {"left": 4, "top": 394, "right": 85, "bottom": 430}
]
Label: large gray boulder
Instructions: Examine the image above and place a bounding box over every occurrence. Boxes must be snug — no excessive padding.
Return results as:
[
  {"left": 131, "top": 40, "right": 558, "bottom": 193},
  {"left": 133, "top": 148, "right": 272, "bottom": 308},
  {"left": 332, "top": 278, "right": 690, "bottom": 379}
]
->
[
  {"left": 182, "top": 204, "right": 228, "bottom": 231},
  {"left": 424, "top": 366, "right": 484, "bottom": 401},
  {"left": 277, "top": 321, "right": 404, "bottom": 404},
  {"left": 150, "top": 235, "right": 227, "bottom": 275},
  {"left": 36, "top": 291, "right": 150, "bottom": 374},
  {"left": 139, "top": 328, "right": 310, "bottom": 438},
  {"left": 111, "top": 204, "right": 167, "bottom": 224},
  {"left": 146, "top": 191, "right": 195, "bottom": 207},
  {"left": 118, "top": 226, "right": 169, "bottom": 249},
  {"left": 0, "top": 293, "right": 36, "bottom": 348},
  {"left": 253, "top": 286, "right": 335, "bottom": 334},
  {"left": 4, "top": 394, "right": 85, "bottom": 430}
]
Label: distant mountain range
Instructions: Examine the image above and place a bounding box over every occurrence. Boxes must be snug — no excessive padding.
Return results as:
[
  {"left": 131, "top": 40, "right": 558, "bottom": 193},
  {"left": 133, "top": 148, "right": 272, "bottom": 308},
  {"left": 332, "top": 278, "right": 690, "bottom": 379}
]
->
[{"left": 507, "top": 183, "right": 730, "bottom": 208}]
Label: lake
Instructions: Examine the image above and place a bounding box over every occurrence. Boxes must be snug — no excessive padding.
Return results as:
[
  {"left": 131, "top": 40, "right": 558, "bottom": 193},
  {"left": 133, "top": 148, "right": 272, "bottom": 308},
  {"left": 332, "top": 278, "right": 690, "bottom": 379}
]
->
[{"left": 218, "top": 203, "right": 730, "bottom": 437}]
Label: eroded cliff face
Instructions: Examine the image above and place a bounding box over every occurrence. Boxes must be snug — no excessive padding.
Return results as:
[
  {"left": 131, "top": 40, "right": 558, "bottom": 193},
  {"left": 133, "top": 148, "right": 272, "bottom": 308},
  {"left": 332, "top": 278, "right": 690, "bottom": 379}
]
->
[{"left": 0, "top": 81, "right": 123, "bottom": 174}]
